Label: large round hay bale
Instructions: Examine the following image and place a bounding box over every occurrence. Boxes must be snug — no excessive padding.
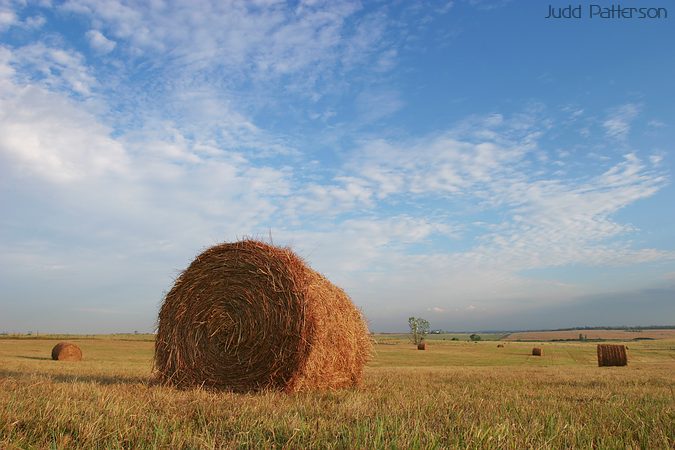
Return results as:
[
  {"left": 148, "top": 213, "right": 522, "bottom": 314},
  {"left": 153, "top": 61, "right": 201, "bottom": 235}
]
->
[
  {"left": 154, "top": 240, "right": 372, "bottom": 392},
  {"left": 532, "top": 347, "right": 543, "bottom": 356},
  {"left": 51, "top": 342, "right": 82, "bottom": 361},
  {"left": 597, "top": 344, "right": 627, "bottom": 367},
  {"left": 417, "top": 341, "right": 427, "bottom": 350}
]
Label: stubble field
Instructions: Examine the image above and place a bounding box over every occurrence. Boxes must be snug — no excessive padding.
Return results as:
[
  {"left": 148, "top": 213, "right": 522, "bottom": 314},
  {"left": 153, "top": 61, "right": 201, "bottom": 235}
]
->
[
  {"left": 504, "top": 328, "right": 675, "bottom": 341},
  {"left": 1, "top": 335, "right": 673, "bottom": 448}
]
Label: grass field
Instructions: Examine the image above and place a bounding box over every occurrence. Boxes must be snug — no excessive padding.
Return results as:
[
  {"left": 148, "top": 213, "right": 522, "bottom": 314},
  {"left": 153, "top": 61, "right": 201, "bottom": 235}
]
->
[
  {"left": 1, "top": 335, "right": 674, "bottom": 448},
  {"left": 504, "top": 329, "right": 675, "bottom": 341}
]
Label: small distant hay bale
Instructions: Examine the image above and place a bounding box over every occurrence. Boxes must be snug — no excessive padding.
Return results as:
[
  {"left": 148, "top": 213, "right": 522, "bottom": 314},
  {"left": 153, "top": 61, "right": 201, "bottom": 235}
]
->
[
  {"left": 417, "top": 341, "right": 427, "bottom": 350},
  {"left": 597, "top": 344, "right": 628, "bottom": 367},
  {"left": 154, "top": 240, "right": 372, "bottom": 392},
  {"left": 51, "top": 342, "right": 82, "bottom": 361},
  {"left": 497, "top": 344, "right": 504, "bottom": 348},
  {"left": 532, "top": 347, "right": 543, "bottom": 356}
]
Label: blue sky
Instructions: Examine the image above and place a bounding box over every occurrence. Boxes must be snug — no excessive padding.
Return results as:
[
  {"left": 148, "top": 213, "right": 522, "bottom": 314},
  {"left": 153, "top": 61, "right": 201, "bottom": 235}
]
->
[{"left": 1, "top": 0, "right": 674, "bottom": 333}]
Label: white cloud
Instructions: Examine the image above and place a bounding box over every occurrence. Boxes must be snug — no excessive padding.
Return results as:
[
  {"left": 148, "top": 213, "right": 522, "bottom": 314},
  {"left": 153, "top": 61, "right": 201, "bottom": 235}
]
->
[
  {"left": 272, "top": 112, "right": 672, "bottom": 318},
  {"left": 355, "top": 89, "right": 404, "bottom": 123},
  {"left": 4, "top": 1, "right": 404, "bottom": 173},
  {"left": 477, "top": 155, "right": 668, "bottom": 270},
  {"left": 86, "top": 29, "right": 117, "bottom": 54},
  {"left": 603, "top": 103, "right": 640, "bottom": 140},
  {"left": 6, "top": 42, "right": 96, "bottom": 96},
  {"left": 58, "top": 0, "right": 384, "bottom": 87},
  {"left": 261, "top": 110, "right": 672, "bottom": 311},
  {"left": 0, "top": 42, "right": 291, "bottom": 256},
  {"left": 23, "top": 15, "right": 46, "bottom": 29},
  {"left": 0, "top": 8, "right": 17, "bottom": 31},
  {"left": 466, "top": 0, "right": 513, "bottom": 10},
  {"left": 0, "top": 46, "right": 13, "bottom": 78},
  {"left": 278, "top": 215, "right": 458, "bottom": 275},
  {"left": 344, "top": 117, "right": 533, "bottom": 200},
  {"left": 438, "top": 2, "right": 455, "bottom": 14},
  {"left": 286, "top": 176, "right": 374, "bottom": 216},
  {"left": 0, "top": 82, "right": 128, "bottom": 183},
  {"left": 649, "top": 153, "right": 664, "bottom": 165},
  {"left": 0, "top": 1, "right": 47, "bottom": 30},
  {"left": 442, "top": 152, "right": 667, "bottom": 272},
  {"left": 647, "top": 119, "right": 666, "bottom": 129}
]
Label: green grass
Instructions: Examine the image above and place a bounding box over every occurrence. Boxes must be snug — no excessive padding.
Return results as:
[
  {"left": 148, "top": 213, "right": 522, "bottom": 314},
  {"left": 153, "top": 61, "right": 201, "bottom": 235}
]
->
[{"left": 1, "top": 336, "right": 674, "bottom": 448}]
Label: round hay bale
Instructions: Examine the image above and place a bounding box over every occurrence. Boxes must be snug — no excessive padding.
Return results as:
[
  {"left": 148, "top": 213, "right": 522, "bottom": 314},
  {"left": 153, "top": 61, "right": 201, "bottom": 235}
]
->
[
  {"left": 51, "top": 342, "right": 82, "bottom": 361},
  {"left": 597, "top": 344, "right": 627, "bottom": 367},
  {"left": 497, "top": 344, "right": 504, "bottom": 348},
  {"left": 154, "top": 240, "right": 372, "bottom": 392},
  {"left": 532, "top": 347, "right": 543, "bottom": 356},
  {"left": 417, "top": 341, "right": 427, "bottom": 350}
]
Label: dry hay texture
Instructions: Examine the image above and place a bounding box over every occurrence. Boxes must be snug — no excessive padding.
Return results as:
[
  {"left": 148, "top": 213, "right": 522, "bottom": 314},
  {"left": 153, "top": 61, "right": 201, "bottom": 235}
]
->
[
  {"left": 532, "top": 347, "right": 543, "bottom": 356},
  {"left": 51, "top": 342, "right": 82, "bottom": 361},
  {"left": 597, "top": 344, "right": 628, "bottom": 367},
  {"left": 155, "top": 240, "right": 372, "bottom": 393},
  {"left": 417, "top": 342, "right": 427, "bottom": 350}
]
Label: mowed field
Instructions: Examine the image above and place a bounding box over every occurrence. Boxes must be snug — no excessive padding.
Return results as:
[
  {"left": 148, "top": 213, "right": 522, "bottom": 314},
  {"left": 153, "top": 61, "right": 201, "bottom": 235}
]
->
[
  {"left": 1, "top": 335, "right": 674, "bottom": 449},
  {"left": 505, "top": 328, "right": 675, "bottom": 341}
]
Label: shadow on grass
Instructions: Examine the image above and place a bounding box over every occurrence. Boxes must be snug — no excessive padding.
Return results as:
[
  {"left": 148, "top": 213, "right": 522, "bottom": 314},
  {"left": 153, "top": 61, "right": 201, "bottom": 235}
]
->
[
  {"left": 16, "top": 356, "right": 52, "bottom": 361},
  {"left": 0, "top": 368, "right": 151, "bottom": 386}
]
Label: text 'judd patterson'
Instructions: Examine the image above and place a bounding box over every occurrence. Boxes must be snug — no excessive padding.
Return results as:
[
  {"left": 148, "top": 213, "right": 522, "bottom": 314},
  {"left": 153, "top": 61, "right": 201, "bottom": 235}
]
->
[{"left": 546, "top": 4, "right": 668, "bottom": 19}]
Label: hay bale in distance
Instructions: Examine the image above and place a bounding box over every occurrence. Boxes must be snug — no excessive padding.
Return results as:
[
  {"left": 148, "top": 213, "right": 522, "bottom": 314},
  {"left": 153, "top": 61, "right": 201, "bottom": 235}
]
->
[
  {"left": 532, "top": 347, "right": 543, "bottom": 356},
  {"left": 51, "top": 342, "right": 82, "bottom": 361},
  {"left": 154, "top": 240, "right": 372, "bottom": 392},
  {"left": 417, "top": 341, "right": 427, "bottom": 350},
  {"left": 497, "top": 344, "right": 504, "bottom": 348},
  {"left": 597, "top": 344, "right": 628, "bottom": 367}
]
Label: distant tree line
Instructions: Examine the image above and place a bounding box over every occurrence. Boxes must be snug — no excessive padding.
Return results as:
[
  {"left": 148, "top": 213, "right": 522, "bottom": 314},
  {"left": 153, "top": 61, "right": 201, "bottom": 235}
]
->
[
  {"left": 402, "top": 324, "right": 675, "bottom": 337},
  {"left": 527, "top": 325, "right": 675, "bottom": 332}
]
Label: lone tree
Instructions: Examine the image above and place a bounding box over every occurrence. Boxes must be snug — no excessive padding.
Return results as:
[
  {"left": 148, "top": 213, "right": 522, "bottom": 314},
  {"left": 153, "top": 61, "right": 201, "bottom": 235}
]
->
[
  {"left": 469, "top": 333, "right": 481, "bottom": 342},
  {"left": 408, "top": 317, "right": 430, "bottom": 345}
]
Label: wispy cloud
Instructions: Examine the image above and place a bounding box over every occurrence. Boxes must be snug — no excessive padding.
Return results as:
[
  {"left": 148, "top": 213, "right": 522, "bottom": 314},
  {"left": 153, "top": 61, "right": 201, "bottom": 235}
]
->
[
  {"left": 58, "top": 0, "right": 381, "bottom": 85},
  {"left": 281, "top": 111, "right": 672, "bottom": 321},
  {"left": 0, "top": 7, "right": 17, "bottom": 31},
  {"left": 0, "top": 3, "right": 43, "bottom": 31},
  {"left": 0, "top": 69, "right": 126, "bottom": 182},
  {"left": 355, "top": 89, "right": 404, "bottom": 123},
  {"left": 466, "top": 0, "right": 513, "bottom": 10},
  {"left": 6, "top": 42, "right": 97, "bottom": 96},
  {"left": 86, "top": 29, "right": 117, "bottom": 54},
  {"left": 603, "top": 103, "right": 640, "bottom": 140}
]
